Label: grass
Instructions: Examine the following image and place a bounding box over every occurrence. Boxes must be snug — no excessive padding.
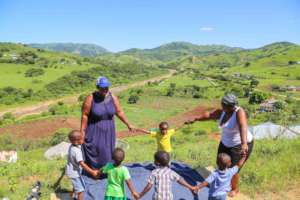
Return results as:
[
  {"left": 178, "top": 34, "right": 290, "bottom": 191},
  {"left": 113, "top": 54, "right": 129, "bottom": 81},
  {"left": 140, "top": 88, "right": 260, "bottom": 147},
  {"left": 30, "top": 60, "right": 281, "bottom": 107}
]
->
[
  {"left": 1, "top": 121, "right": 299, "bottom": 199},
  {"left": 0, "top": 63, "right": 95, "bottom": 91}
]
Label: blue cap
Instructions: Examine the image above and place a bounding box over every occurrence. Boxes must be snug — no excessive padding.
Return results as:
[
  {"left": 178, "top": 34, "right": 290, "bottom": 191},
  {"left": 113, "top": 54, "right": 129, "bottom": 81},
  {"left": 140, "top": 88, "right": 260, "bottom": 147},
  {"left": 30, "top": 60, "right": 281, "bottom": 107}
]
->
[{"left": 96, "top": 76, "right": 110, "bottom": 88}]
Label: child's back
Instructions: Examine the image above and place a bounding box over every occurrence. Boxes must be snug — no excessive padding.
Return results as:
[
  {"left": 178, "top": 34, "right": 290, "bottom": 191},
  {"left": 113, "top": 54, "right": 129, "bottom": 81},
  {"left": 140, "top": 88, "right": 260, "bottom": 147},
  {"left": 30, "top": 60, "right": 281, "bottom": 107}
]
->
[
  {"left": 149, "top": 166, "right": 181, "bottom": 200},
  {"left": 103, "top": 162, "right": 131, "bottom": 198},
  {"left": 206, "top": 166, "right": 238, "bottom": 198},
  {"left": 139, "top": 151, "right": 195, "bottom": 200}
]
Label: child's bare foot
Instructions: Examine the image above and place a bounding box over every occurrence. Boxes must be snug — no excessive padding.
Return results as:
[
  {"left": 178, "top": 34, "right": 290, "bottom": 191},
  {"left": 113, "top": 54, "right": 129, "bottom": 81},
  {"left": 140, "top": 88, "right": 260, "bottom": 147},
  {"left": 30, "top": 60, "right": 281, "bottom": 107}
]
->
[{"left": 229, "top": 188, "right": 239, "bottom": 197}]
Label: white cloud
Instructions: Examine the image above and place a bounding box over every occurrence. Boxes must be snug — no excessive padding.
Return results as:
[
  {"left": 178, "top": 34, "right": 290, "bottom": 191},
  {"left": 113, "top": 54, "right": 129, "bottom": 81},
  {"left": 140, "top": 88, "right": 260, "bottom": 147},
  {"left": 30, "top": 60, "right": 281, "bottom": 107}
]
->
[{"left": 200, "top": 27, "right": 214, "bottom": 31}]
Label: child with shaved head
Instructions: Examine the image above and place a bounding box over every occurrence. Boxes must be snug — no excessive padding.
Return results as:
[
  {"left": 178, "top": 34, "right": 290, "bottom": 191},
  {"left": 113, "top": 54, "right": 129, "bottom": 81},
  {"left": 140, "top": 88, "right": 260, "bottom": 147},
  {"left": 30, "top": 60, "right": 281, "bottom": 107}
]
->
[
  {"left": 66, "top": 130, "right": 99, "bottom": 200},
  {"left": 193, "top": 153, "right": 247, "bottom": 200},
  {"left": 98, "top": 148, "right": 139, "bottom": 200}
]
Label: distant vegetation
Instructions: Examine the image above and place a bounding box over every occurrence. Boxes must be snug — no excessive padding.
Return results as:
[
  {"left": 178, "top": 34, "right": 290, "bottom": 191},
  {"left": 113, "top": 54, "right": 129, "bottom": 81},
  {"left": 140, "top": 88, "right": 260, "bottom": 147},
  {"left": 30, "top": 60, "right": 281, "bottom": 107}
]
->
[{"left": 29, "top": 43, "right": 110, "bottom": 57}]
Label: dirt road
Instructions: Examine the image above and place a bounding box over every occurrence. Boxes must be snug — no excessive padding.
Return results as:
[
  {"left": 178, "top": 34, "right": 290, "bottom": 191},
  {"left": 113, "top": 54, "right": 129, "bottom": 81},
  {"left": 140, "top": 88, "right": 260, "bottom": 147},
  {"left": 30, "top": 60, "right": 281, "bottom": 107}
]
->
[{"left": 0, "top": 70, "right": 176, "bottom": 119}]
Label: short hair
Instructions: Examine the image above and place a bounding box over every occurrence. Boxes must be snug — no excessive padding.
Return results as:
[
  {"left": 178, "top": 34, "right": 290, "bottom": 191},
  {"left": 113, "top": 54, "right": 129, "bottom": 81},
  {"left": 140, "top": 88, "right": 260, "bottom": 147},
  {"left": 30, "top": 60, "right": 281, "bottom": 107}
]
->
[
  {"left": 68, "top": 130, "right": 81, "bottom": 141},
  {"left": 112, "top": 148, "right": 125, "bottom": 166},
  {"left": 217, "top": 153, "right": 231, "bottom": 170},
  {"left": 154, "top": 151, "right": 170, "bottom": 167},
  {"left": 159, "top": 121, "right": 169, "bottom": 129}
]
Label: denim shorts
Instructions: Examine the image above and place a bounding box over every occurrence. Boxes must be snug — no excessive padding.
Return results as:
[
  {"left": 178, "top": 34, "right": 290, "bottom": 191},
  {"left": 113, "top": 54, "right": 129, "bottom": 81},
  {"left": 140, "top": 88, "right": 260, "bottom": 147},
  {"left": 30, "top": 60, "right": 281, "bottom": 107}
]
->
[
  {"left": 208, "top": 195, "right": 227, "bottom": 200},
  {"left": 71, "top": 176, "right": 85, "bottom": 193}
]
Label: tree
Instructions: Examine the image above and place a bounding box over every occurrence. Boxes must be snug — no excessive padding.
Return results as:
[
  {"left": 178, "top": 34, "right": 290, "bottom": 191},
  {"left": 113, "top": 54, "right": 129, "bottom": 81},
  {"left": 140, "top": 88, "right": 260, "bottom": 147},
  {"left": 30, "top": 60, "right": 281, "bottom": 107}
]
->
[
  {"left": 249, "top": 91, "right": 268, "bottom": 104},
  {"left": 128, "top": 95, "right": 139, "bottom": 104},
  {"left": 244, "top": 62, "right": 251, "bottom": 67},
  {"left": 273, "top": 101, "right": 285, "bottom": 110},
  {"left": 250, "top": 79, "right": 259, "bottom": 88}
]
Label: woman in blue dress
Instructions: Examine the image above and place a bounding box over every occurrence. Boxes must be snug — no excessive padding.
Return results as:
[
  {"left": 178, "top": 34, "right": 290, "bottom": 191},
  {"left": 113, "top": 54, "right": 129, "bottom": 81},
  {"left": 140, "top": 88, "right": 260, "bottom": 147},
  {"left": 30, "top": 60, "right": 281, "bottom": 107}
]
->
[{"left": 80, "top": 76, "right": 134, "bottom": 199}]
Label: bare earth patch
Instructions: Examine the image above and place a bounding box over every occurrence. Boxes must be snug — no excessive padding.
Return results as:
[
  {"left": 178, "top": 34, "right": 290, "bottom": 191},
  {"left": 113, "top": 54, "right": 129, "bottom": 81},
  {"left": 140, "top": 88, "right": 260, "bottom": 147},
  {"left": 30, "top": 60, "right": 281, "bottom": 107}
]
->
[{"left": 0, "top": 104, "right": 216, "bottom": 140}]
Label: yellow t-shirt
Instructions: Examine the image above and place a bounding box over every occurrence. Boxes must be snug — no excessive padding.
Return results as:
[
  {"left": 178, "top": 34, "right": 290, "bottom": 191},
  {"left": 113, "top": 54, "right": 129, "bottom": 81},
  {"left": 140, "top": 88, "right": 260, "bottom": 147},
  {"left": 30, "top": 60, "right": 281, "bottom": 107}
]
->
[{"left": 150, "top": 129, "right": 175, "bottom": 153}]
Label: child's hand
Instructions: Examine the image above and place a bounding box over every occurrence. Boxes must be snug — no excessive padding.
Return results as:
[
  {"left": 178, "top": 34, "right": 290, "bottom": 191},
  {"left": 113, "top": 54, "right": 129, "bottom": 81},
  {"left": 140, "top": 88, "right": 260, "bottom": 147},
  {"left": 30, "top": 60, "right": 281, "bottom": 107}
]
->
[
  {"left": 91, "top": 170, "right": 99, "bottom": 178},
  {"left": 191, "top": 186, "right": 199, "bottom": 195},
  {"left": 132, "top": 192, "right": 140, "bottom": 200}
]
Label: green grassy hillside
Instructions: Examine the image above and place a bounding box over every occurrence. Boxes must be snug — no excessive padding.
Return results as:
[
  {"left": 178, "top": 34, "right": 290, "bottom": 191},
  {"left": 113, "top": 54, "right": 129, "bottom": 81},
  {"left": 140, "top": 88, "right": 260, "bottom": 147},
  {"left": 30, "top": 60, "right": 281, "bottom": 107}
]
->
[{"left": 29, "top": 43, "right": 110, "bottom": 56}]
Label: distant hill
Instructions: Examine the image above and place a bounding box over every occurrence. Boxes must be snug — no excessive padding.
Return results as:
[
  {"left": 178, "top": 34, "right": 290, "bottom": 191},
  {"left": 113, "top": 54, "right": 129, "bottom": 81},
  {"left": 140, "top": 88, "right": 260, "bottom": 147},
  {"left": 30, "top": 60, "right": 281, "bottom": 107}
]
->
[
  {"left": 166, "top": 41, "right": 300, "bottom": 69},
  {"left": 118, "top": 41, "right": 243, "bottom": 61},
  {"left": 28, "top": 43, "right": 110, "bottom": 57}
]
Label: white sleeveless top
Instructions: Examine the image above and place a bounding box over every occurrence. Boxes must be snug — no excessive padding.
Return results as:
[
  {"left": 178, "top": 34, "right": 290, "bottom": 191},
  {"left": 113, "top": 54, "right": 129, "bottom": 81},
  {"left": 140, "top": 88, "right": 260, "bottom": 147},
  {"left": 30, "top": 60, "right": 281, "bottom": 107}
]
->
[{"left": 219, "top": 107, "right": 253, "bottom": 147}]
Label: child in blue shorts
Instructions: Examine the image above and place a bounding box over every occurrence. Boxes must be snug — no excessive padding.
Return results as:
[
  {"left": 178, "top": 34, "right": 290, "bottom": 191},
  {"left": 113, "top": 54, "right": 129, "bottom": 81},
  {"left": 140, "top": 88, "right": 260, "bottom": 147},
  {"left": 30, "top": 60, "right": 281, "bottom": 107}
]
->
[
  {"left": 65, "top": 130, "right": 98, "bottom": 200},
  {"left": 194, "top": 153, "right": 246, "bottom": 200}
]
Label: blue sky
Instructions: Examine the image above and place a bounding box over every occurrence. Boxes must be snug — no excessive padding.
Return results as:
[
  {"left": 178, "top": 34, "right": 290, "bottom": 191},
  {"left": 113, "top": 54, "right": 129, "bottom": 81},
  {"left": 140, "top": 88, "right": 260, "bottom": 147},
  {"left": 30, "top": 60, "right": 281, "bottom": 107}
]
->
[{"left": 0, "top": 0, "right": 299, "bottom": 52}]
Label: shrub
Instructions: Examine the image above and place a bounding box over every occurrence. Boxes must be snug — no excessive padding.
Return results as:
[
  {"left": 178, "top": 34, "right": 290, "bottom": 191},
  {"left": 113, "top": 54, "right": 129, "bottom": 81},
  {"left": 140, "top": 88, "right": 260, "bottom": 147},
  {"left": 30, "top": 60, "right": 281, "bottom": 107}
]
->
[
  {"left": 250, "top": 79, "right": 259, "bottom": 88},
  {"left": 48, "top": 103, "right": 69, "bottom": 115},
  {"left": 128, "top": 95, "right": 139, "bottom": 104},
  {"left": 273, "top": 101, "right": 285, "bottom": 110},
  {"left": 249, "top": 91, "right": 268, "bottom": 104},
  {"left": 244, "top": 62, "right": 251, "bottom": 67},
  {"left": 50, "top": 128, "right": 70, "bottom": 145},
  {"left": 24, "top": 68, "right": 45, "bottom": 77}
]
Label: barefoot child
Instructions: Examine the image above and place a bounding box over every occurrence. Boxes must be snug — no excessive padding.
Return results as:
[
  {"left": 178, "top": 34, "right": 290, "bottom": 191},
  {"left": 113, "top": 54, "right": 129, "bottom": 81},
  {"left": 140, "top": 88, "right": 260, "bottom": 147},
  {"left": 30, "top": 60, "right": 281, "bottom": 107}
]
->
[
  {"left": 139, "top": 151, "right": 196, "bottom": 200},
  {"left": 98, "top": 148, "right": 139, "bottom": 200},
  {"left": 137, "top": 122, "right": 175, "bottom": 154},
  {"left": 65, "top": 130, "right": 98, "bottom": 200},
  {"left": 193, "top": 153, "right": 247, "bottom": 200}
]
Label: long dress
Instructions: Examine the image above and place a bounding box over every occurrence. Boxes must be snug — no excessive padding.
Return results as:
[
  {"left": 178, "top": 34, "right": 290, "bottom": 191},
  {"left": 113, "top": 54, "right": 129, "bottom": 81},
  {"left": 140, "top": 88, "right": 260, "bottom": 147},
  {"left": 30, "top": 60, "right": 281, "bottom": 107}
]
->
[{"left": 82, "top": 91, "right": 116, "bottom": 200}]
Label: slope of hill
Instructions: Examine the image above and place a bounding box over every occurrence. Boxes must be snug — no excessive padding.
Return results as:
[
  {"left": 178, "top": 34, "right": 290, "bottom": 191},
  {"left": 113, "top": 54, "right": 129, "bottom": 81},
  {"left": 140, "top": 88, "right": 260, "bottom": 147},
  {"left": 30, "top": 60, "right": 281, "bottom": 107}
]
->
[
  {"left": 0, "top": 43, "right": 166, "bottom": 107},
  {"left": 118, "top": 41, "right": 243, "bottom": 61},
  {"left": 28, "top": 43, "right": 110, "bottom": 56}
]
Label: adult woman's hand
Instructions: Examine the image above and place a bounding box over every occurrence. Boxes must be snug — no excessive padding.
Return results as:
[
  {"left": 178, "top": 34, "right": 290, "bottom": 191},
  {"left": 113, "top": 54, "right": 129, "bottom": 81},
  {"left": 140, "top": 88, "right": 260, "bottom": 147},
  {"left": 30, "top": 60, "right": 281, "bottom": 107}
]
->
[
  {"left": 241, "top": 143, "right": 248, "bottom": 156},
  {"left": 127, "top": 124, "right": 135, "bottom": 132}
]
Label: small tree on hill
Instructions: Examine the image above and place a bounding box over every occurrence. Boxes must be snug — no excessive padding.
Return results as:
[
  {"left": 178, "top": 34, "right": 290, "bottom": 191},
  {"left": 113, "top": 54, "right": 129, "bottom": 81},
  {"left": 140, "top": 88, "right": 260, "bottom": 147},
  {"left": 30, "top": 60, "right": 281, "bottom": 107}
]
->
[
  {"left": 250, "top": 79, "right": 259, "bottom": 88},
  {"left": 249, "top": 91, "right": 268, "bottom": 104},
  {"left": 128, "top": 95, "right": 139, "bottom": 104}
]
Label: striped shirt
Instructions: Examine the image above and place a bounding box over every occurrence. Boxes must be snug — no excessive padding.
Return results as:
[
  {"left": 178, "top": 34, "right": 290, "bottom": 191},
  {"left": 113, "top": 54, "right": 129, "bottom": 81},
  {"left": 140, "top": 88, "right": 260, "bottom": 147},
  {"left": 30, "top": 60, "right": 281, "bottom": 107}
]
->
[{"left": 148, "top": 166, "right": 181, "bottom": 200}]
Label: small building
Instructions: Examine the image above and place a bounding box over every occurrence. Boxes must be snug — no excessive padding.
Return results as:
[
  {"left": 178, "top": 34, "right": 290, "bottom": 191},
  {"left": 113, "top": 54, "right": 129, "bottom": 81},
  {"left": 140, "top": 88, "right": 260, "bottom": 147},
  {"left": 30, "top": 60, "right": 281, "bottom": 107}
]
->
[{"left": 259, "top": 98, "right": 279, "bottom": 112}]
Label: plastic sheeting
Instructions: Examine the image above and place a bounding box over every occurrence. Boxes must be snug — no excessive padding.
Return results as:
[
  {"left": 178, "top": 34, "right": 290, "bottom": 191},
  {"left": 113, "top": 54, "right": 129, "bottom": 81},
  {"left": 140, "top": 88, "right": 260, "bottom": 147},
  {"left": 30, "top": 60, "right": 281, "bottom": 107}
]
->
[
  {"left": 44, "top": 140, "right": 129, "bottom": 160},
  {"left": 44, "top": 142, "right": 71, "bottom": 160},
  {"left": 83, "top": 162, "right": 208, "bottom": 200},
  {"left": 250, "top": 122, "right": 300, "bottom": 139}
]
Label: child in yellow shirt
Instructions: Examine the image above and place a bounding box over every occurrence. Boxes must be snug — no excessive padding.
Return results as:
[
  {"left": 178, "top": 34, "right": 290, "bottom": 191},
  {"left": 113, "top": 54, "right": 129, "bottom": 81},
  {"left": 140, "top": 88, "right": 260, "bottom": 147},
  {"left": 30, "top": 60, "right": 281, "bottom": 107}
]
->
[{"left": 137, "top": 122, "right": 175, "bottom": 153}]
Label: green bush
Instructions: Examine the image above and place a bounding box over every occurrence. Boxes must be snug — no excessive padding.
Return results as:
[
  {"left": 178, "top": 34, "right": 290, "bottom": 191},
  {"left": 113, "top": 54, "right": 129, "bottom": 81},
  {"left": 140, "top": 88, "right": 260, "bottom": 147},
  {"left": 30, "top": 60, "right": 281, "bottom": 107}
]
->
[
  {"left": 249, "top": 91, "right": 268, "bottom": 104},
  {"left": 128, "top": 95, "right": 139, "bottom": 104},
  {"left": 24, "top": 68, "right": 45, "bottom": 77},
  {"left": 50, "top": 128, "right": 70, "bottom": 145}
]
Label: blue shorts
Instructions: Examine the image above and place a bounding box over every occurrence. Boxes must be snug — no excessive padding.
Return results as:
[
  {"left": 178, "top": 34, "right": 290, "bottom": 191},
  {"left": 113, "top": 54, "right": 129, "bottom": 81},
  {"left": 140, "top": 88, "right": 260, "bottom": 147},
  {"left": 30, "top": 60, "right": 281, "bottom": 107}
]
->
[
  {"left": 208, "top": 195, "right": 227, "bottom": 200},
  {"left": 71, "top": 176, "right": 85, "bottom": 193}
]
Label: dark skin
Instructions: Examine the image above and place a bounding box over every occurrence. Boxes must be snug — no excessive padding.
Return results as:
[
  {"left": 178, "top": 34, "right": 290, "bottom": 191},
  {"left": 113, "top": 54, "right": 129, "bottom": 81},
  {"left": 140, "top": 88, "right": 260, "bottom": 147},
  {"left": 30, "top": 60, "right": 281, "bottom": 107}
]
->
[
  {"left": 193, "top": 154, "right": 247, "bottom": 194},
  {"left": 69, "top": 133, "right": 99, "bottom": 200},
  {"left": 96, "top": 150, "right": 140, "bottom": 200},
  {"left": 80, "top": 87, "right": 135, "bottom": 142},
  {"left": 185, "top": 103, "right": 249, "bottom": 196}
]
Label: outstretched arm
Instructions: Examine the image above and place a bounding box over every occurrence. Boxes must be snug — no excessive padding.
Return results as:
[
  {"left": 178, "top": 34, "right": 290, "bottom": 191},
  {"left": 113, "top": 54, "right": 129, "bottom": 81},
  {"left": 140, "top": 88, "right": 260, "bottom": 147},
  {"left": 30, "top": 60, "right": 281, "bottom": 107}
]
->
[
  {"left": 185, "top": 109, "right": 222, "bottom": 124},
  {"left": 177, "top": 178, "right": 195, "bottom": 190},
  {"left": 135, "top": 128, "right": 151, "bottom": 134},
  {"left": 79, "top": 161, "right": 99, "bottom": 177},
  {"left": 112, "top": 94, "right": 135, "bottom": 132},
  {"left": 139, "top": 182, "right": 153, "bottom": 198},
  {"left": 237, "top": 154, "right": 247, "bottom": 168},
  {"left": 194, "top": 181, "right": 209, "bottom": 193},
  {"left": 125, "top": 179, "right": 139, "bottom": 200},
  {"left": 80, "top": 94, "right": 92, "bottom": 141}
]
